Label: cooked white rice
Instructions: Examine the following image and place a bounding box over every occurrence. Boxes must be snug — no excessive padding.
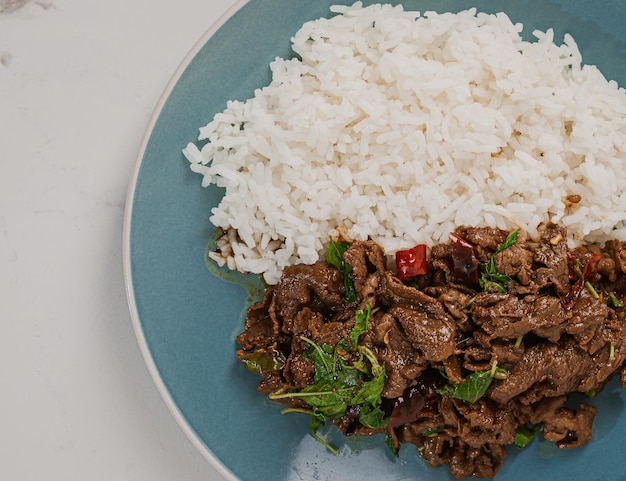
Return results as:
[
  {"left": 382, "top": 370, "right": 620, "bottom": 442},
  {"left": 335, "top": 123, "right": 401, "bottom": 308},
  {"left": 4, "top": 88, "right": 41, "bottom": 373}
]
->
[{"left": 183, "top": 2, "right": 626, "bottom": 285}]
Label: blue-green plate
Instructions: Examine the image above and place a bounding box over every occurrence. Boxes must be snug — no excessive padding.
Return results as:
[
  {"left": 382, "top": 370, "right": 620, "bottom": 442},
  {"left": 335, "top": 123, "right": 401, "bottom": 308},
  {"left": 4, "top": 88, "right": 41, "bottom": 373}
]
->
[{"left": 123, "top": 1, "right": 626, "bottom": 480}]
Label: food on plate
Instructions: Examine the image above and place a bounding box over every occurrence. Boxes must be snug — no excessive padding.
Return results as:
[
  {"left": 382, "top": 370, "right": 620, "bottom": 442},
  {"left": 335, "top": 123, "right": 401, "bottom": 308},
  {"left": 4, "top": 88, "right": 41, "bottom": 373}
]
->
[
  {"left": 182, "top": 2, "right": 626, "bottom": 478},
  {"left": 236, "top": 224, "right": 626, "bottom": 479},
  {"left": 183, "top": 2, "right": 626, "bottom": 285}
]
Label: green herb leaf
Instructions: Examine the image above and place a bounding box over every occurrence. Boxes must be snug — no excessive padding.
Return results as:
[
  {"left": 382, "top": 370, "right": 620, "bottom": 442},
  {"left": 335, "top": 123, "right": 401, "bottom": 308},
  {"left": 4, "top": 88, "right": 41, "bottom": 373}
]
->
[
  {"left": 499, "top": 229, "right": 520, "bottom": 252},
  {"left": 301, "top": 336, "right": 333, "bottom": 381},
  {"left": 298, "top": 382, "right": 356, "bottom": 419},
  {"left": 236, "top": 347, "right": 286, "bottom": 374},
  {"left": 584, "top": 388, "right": 596, "bottom": 399},
  {"left": 573, "top": 258, "right": 582, "bottom": 276},
  {"left": 353, "top": 346, "right": 387, "bottom": 428},
  {"left": 343, "top": 265, "right": 357, "bottom": 304},
  {"left": 359, "top": 404, "right": 388, "bottom": 429},
  {"left": 479, "top": 277, "right": 510, "bottom": 293},
  {"left": 514, "top": 424, "right": 538, "bottom": 449},
  {"left": 349, "top": 303, "right": 371, "bottom": 349},
  {"left": 309, "top": 415, "right": 338, "bottom": 455},
  {"left": 423, "top": 427, "right": 444, "bottom": 437},
  {"left": 479, "top": 229, "right": 519, "bottom": 293},
  {"left": 296, "top": 338, "right": 360, "bottom": 419},
  {"left": 448, "top": 370, "right": 493, "bottom": 403},
  {"left": 270, "top": 335, "right": 388, "bottom": 453},
  {"left": 585, "top": 281, "right": 599, "bottom": 299},
  {"left": 352, "top": 347, "right": 385, "bottom": 407},
  {"left": 385, "top": 435, "right": 399, "bottom": 457},
  {"left": 326, "top": 239, "right": 357, "bottom": 304},
  {"left": 608, "top": 292, "right": 623, "bottom": 308},
  {"left": 437, "top": 361, "right": 508, "bottom": 403},
  {"left": 326, "top": 239, "right": 349, "bottom": 269}
]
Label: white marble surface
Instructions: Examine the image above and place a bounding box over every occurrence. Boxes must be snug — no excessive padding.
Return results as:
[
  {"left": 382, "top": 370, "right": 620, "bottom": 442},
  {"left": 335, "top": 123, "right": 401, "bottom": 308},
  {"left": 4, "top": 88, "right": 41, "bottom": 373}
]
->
[{"left": 1, "top": 1, "right": 238, "bottom": 479}]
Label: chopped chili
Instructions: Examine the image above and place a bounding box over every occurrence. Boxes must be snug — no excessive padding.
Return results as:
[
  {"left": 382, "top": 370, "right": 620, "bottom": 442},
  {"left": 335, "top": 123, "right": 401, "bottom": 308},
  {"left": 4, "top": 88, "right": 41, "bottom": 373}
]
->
[
  {"left": 395, "top": 244, "right": 427, "bottom": 280},
  {"left": 449, "top": 232, "right": 479, "bottom": 284},
  {"left": 561, "top": 253, "right": 603, "bottom": 310}
]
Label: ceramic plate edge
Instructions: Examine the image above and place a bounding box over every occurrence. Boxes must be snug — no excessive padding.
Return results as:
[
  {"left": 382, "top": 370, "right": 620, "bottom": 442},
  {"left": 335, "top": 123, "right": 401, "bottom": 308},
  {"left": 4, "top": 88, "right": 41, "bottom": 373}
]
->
[{"left": 122, "top": 2, "right": 250, "bottom": 480}]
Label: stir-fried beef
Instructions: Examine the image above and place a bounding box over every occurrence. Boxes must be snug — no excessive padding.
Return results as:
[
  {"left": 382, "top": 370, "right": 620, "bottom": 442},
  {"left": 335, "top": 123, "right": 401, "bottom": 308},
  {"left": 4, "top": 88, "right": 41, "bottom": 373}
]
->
[{"left": 236, "top": 224, "right": 626, "bottom": 479}]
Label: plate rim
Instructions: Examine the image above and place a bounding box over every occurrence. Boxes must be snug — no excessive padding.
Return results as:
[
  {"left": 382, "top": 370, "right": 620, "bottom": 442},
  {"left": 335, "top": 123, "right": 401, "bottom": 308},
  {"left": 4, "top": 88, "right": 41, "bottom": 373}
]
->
[{"left": 122, "top": 1, "right": 249, "bottom": 479}]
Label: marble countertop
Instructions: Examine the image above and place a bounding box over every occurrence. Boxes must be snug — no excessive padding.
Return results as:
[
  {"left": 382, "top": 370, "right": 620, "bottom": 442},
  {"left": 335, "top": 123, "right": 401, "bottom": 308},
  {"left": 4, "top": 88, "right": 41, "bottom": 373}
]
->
[{"left": 1, "top": 1, "right": 237, "bottom": 479}]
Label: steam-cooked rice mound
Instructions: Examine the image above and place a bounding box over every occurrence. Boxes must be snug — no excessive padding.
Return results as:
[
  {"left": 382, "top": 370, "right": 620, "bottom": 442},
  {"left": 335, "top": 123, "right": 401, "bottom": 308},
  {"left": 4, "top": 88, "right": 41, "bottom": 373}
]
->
[{"left": 184, "top": 2, "right": 626, "bottom": 284}]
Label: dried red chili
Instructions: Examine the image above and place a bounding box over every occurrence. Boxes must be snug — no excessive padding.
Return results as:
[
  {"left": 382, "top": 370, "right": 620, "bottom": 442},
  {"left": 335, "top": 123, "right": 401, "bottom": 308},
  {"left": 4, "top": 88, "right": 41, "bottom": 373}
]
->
[
  {"left": 449, "top": 232, "right": 479, "bottom": 284},
  {"left": 560, "top": 253, "right": 603, "bottom": 310},
  {"left": 395, "top": 244, "right": 427, "bottom": 280}
]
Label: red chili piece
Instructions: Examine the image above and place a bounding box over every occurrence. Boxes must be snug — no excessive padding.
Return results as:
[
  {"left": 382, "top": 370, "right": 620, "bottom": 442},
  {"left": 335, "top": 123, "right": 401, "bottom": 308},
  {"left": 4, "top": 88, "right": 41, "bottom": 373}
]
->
[
  {"left": 449, "top": 232, "right": 479, "bottom": 285},
  {"left": 561, "top": 253, "right": 603, "bottom": 310},
  {"left": 395, "top": 244, "right": 427, "bottom": 280}
]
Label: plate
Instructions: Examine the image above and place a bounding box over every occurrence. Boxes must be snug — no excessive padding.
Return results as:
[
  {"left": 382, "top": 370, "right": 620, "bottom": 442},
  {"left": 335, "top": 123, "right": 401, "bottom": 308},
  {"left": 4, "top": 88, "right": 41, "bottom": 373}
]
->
[{"left": 123, "top": 1, "right": 626, "bottom": 480}]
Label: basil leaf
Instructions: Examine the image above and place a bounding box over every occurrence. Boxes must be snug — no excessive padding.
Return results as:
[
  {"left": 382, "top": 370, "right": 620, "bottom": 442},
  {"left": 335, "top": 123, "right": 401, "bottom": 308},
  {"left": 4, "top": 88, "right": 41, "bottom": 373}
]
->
[
  {"left": 309, "top": 415, "right": 338, "bottom": 455},
  {"left": 359, "top": 404, "right": 388, "bottom": 428},
  {"left": 271, "top": 335, "right": 389, "bottom": 454},
  {"left": 343, "top": 265, "right": 357, "bottom": 304},
  {"left": 326, "top": 239, "right": 349, "bottom": 269},
  {"left": 437, "top": 362, "right": 508, "bottom": 403},
  {"left": 385, "top": 434, "right": 400, "bottom": 457},
  {"left": 302, "top": 337, "right": 334, "bottom": 381},
  {"left": 514, "top": 424, "right": 538, "bottom": 449},
  {"left": 236, "top": 347, "right": 286, "bottom": 374},
  {"left": 299, "top": 382, "right": 353, "bottom": 419},
  {"left": 353, "top": 345, "right": 388, "bottom": 428},
  {"left": 326, "top": 239, "right": 357, "bottom": 304},
  {"left": 498, "top": 229, "right": 519, "bottom": 253},
  {"left": 352, "top": 366, "right": 385, "bottom": 407},
  {"left": 349, "top": 302, "right": 371, "bottom": 348},
  {"left": 478, "top": 229, "right": 519, "bottom": 292},
  {"left": 448, "top": 370, "right": 494, "bottom": 403}
]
